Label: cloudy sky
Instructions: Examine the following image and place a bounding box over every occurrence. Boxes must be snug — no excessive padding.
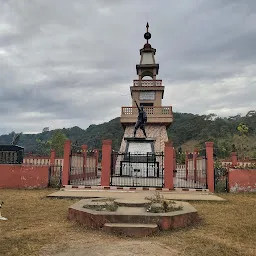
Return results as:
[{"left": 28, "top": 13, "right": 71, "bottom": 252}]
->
[{"left": 0, "top": 0, "right": 255, "bottom": 134}]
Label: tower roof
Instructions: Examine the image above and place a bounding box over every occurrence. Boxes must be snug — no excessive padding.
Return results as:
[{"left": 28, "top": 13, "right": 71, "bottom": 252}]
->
[{"left": 136, "top": 23, "right": 159, "bottom": 78}]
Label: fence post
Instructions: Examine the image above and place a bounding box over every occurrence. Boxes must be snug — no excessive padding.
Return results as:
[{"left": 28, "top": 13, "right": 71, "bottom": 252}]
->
[
  {"left": 164, "top": 141, "right": 174, "bottom": 190},
  {"left": 94, "top": 149, "right": 99, "bottom": 177},
  {"left": 101, "top": 140, "right": 112, "bottom": 187},
  {"left": 193, "top": 148, "right": 198, "bottom": 182},
  {"left": 231, "top": 152, "right": 238, "bottom": 166},
  {"left": 50, "top": 149, "right": 56, "bottom": 166},
  {"left": 81, "top": 145, "right": 88, "bottom": 180},
  {"left": 205, "top": 142, "right": 214, "bottom": 192},
  {"left": 62, "top": 140, "right": 71, "bottom": 186},
  {"left": 185, "top": 151, "right": 188, "bottom": 180}
]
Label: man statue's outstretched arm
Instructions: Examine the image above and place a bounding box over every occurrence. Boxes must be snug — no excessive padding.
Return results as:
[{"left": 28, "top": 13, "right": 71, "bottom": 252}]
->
[{"left": 134, "top": 100, "right": 141, "bottom": 111}]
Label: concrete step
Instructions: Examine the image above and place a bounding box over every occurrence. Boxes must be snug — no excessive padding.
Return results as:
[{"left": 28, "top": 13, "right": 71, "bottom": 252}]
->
[
  {"left": 116, "top": 206, "right": 146, "bottom": 214},
  {"left": 103, "top": 222, "right": 159, "bottom": 237},
  {"left": 114, "top": 199, "right": 151, "bottom": 207}
]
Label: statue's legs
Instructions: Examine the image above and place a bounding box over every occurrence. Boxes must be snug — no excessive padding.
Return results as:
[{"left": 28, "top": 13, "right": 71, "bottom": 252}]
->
[
  {"left": 140, "top": 124, "right": 147, "bottom": 138},
  {"left": 134, "top": 121, "right": 140, "bottom": 137}
]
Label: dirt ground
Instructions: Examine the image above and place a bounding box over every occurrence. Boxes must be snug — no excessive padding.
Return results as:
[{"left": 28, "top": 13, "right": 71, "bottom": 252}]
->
[
  {"left": 0, "top": 189, "right": 255, "bottom": 256},
  {"left": 41, "top": 240, "right": 180, "bottom": 256}
]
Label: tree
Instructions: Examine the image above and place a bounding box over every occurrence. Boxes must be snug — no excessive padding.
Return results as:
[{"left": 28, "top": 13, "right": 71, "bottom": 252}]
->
[
  {"left": 204, "top": 113, "right": 217, "bottom": 121},
  {"left": 42, "top": 127, "right": 49, "bottom": 133},
  {"left": 237, "top": 122, "right": 249, "bottom": 135},
  {"left": 176, "top": 147, "right": 185, "bottom": 164},
  {"left": 36, "top": 130, "right": 68, "bottom": 156},
  {"left": 50, "top": 130, "right": 68, "bottom": 157},
  {"left": 232, "top": 144, "right": 237, "bottom": 152},
  {"left": 246, "top": 110, "right": 256, "bottom": 117},
  {"left": 36, "top": 138, "right": 51, "bottom": 156},
  {"left": 234, "top": 122, "right": 249, "bottom": 160}
]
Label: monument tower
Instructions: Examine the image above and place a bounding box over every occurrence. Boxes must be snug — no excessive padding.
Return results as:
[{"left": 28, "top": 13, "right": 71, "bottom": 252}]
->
[{"left": 119, "top": 23, "right": 173, "bottom": 153}]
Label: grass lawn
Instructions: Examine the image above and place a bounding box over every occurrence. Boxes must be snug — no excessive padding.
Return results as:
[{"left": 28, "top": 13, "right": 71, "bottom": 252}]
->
[{"left": 0, "top": 189, "right": 255, "bottom": 256}]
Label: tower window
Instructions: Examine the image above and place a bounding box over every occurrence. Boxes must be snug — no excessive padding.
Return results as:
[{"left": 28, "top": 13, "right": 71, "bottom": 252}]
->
[{"left": 140, "top": 103, "right": 154, "bottom": 107}]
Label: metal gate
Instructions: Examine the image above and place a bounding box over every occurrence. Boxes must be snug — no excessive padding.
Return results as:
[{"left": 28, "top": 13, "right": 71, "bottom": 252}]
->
[
  {"left": 214, "top": 165, "right": 229, "bottom": 192},
  {"left": 110, "top": 151, "right": 164, "bottom": 187},
  {"left": 69, "top": 144, "right": 100, "bottom": 186},
  {"left": 48, "top": 165, "right": 62, "bottom": 188},
  {"left": 174, "top": 149, "right": 208, "bottom": 189}
]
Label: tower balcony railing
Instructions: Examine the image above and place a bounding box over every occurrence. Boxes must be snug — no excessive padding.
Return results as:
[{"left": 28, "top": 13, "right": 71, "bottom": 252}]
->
[
  {"left": 120, "top": 106, "right": 173, "bottom": 127},
  {"left": 133, "top": 80, "right": 162, "bottom": 87},
  {"left": 122, "top": 106, "right": 172, "bottom": 115}
]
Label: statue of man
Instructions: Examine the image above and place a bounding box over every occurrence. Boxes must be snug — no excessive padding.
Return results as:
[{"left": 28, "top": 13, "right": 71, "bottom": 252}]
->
[{"left": 133, "top": 100, "right": 147, "bottom": 138}]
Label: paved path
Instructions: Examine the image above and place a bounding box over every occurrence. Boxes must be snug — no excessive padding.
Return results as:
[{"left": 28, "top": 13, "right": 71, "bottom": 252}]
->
[{"left": 47, "top": 189, "right": 226, "bottom": 201}]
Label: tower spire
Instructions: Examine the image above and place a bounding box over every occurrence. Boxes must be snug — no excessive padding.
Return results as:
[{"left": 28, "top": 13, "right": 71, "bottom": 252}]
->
[{"left": 144, "top": 22, "right": 151, "bottom": 45}]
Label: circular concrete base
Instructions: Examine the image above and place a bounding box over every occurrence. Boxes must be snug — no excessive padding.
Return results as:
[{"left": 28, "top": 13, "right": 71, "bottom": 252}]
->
[
  {"left": 114, "top": 199, "right": 151, "bottom": 207},
  {"left": 68, "top": 198, "right": 201, "bottom": 237}
]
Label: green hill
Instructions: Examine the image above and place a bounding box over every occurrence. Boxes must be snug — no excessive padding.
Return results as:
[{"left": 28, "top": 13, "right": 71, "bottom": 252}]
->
[{"left": 0, "top": 111, "right": 255, "bottom": 159}]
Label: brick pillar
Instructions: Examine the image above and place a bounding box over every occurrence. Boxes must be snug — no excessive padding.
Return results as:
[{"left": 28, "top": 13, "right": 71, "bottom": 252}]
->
[
  {"left": 81, "top": 145, "right": 88, "bottom": 180},
  {"left": 50, "top": 149, "right": 56, "bottom": 166},
  {"left": 164, "top": 141, "right": 174, "bottom": 190},
  {"left": 62, "top": 140, "right": 71, "bottom": 186},
  {"left": 193, "top": 148, "right": 198, "bottom": 182},
  {"left": 185, "top": 151, "right": 188, "bottom": 180},
  {"left": 231, "top": 152, "right": 238, "bottom": 166},
  {"left": 205, "top": 142, "right": 214, "bottom": 192},
  {"left": 94, "top": 149, "right": 99, "bottom": 177},
  {"left": 101, "top": 140, "right": 112, "bottom": 187}
]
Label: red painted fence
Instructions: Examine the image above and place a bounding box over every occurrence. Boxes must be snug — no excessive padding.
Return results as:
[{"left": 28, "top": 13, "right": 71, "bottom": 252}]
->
[
  {"left": 228, "top": 168, "right": 256, "bottom": 192},
  {"left": 0, "top": 164, "right": 49, "bottom": 189}
]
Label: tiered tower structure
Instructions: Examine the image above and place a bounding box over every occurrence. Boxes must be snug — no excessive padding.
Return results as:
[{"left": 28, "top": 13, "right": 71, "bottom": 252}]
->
[{"left": 119, "top": 23, "right": 173, "bottom": 153}]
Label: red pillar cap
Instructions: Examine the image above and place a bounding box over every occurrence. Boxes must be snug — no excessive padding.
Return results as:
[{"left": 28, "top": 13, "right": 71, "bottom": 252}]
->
[
  {"left": 165, "top": 141, "right": 173, "bottom": 147},
  {"left": 103, "top": 140, "right": 112, "bottom": 145},
  {"left": 205, "top": 142, "right": 214, "bottom": 147},
  {"left": 81, "top": 145, "right": 88, "bottom": 149},
  {"left": 231, "top": 152, "right": 237, "bottom": 156}
]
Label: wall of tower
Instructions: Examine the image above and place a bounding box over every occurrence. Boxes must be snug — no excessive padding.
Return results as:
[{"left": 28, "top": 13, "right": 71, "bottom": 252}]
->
[
  {"left": 131, "top": 89, "right": 163, "bottom": 106},
  {"left": 119, "top": 125, "right": 169, "bottom": 153},
  {"left": 141, "top": 52, "right": 154, "bottom": 64}
]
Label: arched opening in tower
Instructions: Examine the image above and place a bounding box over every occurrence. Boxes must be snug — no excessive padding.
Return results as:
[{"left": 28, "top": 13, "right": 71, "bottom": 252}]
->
[{"left": 142, "top": 75, "right": 153, "bottom": 80}]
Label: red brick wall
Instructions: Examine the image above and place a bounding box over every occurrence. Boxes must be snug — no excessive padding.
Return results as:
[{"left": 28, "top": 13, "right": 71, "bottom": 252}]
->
[
  {"left": 228, "top": 168, "right": 256, "bottom": 192},
  {"left": 0, "top": 164, "right": 49, "bottom": 189}
]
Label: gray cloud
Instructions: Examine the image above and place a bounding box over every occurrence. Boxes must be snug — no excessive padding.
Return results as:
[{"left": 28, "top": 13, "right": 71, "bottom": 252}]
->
[{"left": 0, "top": 0, "right": 255, "bottom": 134}]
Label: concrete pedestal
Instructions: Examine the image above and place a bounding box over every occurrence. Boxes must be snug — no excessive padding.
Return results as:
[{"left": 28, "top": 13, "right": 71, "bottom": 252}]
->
[{"left": 119, "top": 125, "right": 168, "bottom": 153}]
